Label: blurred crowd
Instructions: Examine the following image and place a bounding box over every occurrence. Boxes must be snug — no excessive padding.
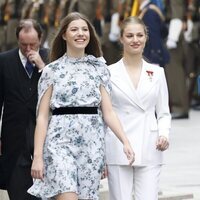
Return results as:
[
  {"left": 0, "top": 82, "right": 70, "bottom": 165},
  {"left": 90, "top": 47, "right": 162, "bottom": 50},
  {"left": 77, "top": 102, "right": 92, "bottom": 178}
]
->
[{"left": 0, "top": 0, "right": 200, "bottom": 117}]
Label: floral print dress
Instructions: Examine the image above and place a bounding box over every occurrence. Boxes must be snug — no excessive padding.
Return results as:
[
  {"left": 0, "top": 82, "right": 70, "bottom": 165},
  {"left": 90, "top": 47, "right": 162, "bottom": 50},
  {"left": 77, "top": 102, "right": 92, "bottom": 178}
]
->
[{"left": 28, "top": 54, "right": 111, "bottom": 200}]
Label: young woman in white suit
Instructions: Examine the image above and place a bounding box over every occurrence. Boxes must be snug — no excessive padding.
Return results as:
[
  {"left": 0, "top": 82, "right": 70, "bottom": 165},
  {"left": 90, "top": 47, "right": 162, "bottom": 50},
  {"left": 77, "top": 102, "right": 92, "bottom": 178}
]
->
[{"left": 105, "top": 16, "right": 171, "bottom": 200}]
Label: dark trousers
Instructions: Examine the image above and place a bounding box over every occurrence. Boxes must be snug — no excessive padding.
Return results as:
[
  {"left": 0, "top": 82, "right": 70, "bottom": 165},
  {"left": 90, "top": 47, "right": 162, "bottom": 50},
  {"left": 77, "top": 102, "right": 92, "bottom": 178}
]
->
[{"left": 7, "top": 164, "right": 40, "bottom": 200}]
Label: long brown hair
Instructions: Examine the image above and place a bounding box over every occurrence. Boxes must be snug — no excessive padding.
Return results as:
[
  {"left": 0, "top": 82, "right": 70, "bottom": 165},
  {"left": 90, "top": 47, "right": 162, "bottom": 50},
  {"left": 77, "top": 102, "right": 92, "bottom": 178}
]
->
[{"left": 50, "top": 12, "right": 102, "bottom": 62}]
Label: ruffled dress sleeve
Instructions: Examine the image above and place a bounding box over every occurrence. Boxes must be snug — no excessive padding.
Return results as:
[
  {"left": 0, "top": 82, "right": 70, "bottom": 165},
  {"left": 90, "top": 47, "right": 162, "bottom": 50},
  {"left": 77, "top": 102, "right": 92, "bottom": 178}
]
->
[
  {"left": 95, "top": 56, "right": 112, "bottom": 95},
  {"left": 36, "top": 64, "right": 54, "bottom": 115}
]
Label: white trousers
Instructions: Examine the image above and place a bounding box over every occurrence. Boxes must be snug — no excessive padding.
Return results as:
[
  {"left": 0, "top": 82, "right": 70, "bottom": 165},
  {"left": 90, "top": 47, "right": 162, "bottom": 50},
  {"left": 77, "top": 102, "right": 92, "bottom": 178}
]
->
[{"left": 107, "top": 165, "right": 162, "bottom": 200}]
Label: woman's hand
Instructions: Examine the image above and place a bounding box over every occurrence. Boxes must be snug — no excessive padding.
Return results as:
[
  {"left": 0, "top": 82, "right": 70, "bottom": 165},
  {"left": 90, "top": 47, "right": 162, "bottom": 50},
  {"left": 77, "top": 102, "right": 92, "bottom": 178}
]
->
[
  {"left": 123, "top": 142, "right": 135, "bottom": 165},
  {"left": 156, "top": 136, "right": 169, "bottom": 151},
  {"left": 101, "top": 165, "right": 108, "bottom": 179},
  {"left": 31, "top": 156, "right": 44, "bottom": 180}
]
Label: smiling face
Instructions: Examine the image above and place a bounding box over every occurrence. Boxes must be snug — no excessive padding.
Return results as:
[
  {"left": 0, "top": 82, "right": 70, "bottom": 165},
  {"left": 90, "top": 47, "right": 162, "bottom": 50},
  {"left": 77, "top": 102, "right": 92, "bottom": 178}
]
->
[
  {"left": 62, "top": 19, "right": 90, "bottom": 56},
  {"left": 120, "top": 22, "right": 147, "bottom": 56}
]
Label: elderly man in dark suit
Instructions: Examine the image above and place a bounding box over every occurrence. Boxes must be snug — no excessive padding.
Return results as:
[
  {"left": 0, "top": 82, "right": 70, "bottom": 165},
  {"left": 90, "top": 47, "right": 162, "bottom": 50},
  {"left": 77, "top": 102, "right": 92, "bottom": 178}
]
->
[{"left": 0, "top": 19, "right": 49, "bottom": 200}]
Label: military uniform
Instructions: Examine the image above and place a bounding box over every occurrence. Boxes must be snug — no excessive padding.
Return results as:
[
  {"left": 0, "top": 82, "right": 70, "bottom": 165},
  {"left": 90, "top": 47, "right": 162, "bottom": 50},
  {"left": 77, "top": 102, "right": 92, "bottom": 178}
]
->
[{"left": 165, "top": 0, "right": 189, "bottom": 119}]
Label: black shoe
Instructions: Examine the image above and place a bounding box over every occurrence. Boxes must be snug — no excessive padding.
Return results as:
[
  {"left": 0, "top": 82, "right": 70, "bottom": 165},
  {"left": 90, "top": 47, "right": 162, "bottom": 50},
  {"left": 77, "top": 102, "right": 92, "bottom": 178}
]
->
[{"left": 171, "top": 113, "right": 189, "bottom": 119}]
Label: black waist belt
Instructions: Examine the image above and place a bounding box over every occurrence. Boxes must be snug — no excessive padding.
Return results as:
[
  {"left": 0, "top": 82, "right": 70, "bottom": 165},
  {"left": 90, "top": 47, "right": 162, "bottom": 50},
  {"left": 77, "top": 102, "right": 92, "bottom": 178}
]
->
[{"left": 52, "top": 107, "right": 98, "bottom": 115}]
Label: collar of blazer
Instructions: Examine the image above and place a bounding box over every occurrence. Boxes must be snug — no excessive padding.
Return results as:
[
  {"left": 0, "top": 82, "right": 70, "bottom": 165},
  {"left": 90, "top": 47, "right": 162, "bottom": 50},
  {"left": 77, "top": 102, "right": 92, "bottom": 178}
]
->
[{"left": 108, "top": 59, "right": 160, "bottom": 110}]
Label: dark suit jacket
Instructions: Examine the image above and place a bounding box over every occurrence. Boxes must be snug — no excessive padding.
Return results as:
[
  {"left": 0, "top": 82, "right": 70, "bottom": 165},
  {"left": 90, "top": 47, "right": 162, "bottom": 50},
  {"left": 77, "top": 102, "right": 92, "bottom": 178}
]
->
[{"left": 0, "top": 47, "right": 49, "bottom": 189}]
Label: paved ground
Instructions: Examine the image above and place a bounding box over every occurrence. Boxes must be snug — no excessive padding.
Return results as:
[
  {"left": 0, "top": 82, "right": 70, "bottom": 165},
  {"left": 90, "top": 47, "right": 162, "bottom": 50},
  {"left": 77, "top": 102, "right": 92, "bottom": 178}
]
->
[
  {"left": 159, "top": 109, "right": 200, "bottom": 200},
  {"left": 1, "top": 110, "right": 200, "bottom": 200},
  {"left": 100, "top": 109, "right": 200, "bottom": 200}
]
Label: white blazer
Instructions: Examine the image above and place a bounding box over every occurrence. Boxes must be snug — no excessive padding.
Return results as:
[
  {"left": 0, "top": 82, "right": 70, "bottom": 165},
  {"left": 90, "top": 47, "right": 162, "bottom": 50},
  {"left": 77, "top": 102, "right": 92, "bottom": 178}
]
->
[{"left": 105, "top": 59, "right": 171, "bottom": 166}]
